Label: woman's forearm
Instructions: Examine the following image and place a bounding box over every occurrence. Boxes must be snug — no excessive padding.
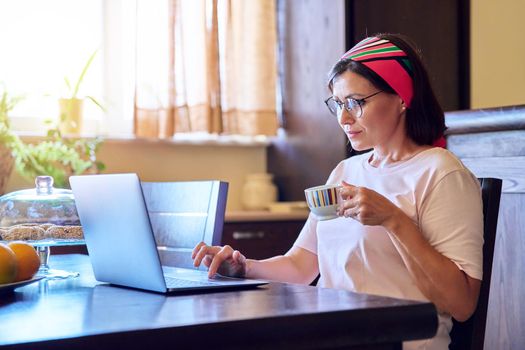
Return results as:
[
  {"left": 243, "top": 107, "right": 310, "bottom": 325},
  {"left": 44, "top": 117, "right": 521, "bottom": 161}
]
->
[
  {"left": 384, "top": 210, "right": 481, "bottom": 321},
  {"left": 246, "top": 248, "right": 319, "bottom": 285}
]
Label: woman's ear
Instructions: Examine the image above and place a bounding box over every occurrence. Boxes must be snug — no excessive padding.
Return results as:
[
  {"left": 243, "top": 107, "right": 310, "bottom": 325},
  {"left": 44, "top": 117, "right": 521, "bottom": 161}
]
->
[{"left": 400, "top": 99, "right": 407, "bottom": 113}]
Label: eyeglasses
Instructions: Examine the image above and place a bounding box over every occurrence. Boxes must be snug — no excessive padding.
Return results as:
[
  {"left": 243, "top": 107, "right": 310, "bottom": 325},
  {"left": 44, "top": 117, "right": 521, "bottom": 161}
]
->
[{"left": 324, "top": 90, "right": 383, "bottom": 119}]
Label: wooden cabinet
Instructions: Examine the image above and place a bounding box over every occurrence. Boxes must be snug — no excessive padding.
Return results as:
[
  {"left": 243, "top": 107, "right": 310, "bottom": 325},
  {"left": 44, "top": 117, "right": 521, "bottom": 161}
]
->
[
  {"left": 51, "top": 245, "right": 87, "bottom": 255},
  {"left": 222, "top": 211, "right": 308, "bottom": 260}
]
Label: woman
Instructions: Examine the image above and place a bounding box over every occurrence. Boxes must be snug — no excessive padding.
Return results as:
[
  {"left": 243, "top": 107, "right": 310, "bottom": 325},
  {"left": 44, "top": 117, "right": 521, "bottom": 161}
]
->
[{"left": 192, "top": 34, "right": 483, "bottom": 349}]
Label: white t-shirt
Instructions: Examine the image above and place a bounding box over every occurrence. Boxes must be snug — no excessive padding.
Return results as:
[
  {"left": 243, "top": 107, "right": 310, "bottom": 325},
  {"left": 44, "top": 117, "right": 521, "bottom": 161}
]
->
[{"left": 294, "top": 148, "right": 483, "bottom": 350}]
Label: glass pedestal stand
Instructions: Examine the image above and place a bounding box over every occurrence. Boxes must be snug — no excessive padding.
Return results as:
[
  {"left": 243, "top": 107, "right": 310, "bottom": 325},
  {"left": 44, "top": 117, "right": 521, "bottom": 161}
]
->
[{"left": 36, "top": 245, "right": 80, "bottom": 279}]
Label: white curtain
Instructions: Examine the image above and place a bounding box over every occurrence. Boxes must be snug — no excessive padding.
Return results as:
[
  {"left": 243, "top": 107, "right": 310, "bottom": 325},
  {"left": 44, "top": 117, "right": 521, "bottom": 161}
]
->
[{"left": 134, "top": 0, "right": 278, "bottom": 138}]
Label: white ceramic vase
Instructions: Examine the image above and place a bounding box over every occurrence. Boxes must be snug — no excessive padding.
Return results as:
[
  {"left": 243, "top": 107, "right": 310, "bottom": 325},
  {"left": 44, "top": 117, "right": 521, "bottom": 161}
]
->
[{"left": 241, "top": 173, "right": 278, "bottom": 210}]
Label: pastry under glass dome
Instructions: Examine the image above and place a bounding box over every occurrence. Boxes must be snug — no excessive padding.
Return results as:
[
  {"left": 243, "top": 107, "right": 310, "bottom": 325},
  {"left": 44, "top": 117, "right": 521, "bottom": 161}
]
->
[{"left": 0, "top": 176, "right": 84, "bottom": 278}]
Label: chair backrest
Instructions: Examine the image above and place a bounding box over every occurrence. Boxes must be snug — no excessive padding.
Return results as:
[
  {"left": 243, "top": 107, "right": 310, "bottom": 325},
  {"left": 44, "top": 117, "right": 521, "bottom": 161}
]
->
[
  {"left": 141, "top": 180, "right": 228, "bottom": 269},
  {"left": 449, "top": 177, "right": 502, "bottom": 350}
]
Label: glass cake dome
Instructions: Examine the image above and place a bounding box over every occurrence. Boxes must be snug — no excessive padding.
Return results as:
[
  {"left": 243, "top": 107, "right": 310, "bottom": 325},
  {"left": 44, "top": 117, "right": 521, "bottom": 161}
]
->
[
  {"left": 0, "top": 175, "right": 83, "bottom": 245},
  {"left": 0, "top": 176, "right": 83, "bottom": 278}
]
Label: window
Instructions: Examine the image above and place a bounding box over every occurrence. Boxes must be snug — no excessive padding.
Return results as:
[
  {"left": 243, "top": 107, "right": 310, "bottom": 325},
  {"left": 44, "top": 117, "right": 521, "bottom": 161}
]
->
[
  {"left": 1, "top": 0, "right": 279, "bottom": 138},
  {"left": 0, "top": 0, "right": 136, "bottom": 136}
]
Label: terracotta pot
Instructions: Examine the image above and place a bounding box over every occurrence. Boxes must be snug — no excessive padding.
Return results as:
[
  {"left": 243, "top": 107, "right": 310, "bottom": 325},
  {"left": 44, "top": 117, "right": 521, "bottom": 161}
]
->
[{"left": 0, "top": 144, "right": 14, "bottom": 195}]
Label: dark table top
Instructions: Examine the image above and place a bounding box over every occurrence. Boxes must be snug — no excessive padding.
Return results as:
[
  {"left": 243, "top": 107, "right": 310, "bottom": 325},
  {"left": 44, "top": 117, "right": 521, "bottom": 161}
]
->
[{"left": 0, "top": 254, "right": 437, "bottom": 350}]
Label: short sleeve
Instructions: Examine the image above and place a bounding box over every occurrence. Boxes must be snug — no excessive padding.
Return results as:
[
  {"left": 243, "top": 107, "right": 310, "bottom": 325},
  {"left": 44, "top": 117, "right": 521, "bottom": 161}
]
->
[
  {"left": 419, "top": 169, "right": 484, "bottom": 280},
  {"left": 293, "top": 214, "right": 319, "bottom": 255},
  {"left": 293, "top": 161, "right": 349, "bottom": 255}
]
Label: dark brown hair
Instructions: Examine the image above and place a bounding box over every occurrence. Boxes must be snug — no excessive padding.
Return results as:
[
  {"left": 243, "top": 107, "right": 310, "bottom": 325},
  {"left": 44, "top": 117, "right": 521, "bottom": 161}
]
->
[{"left": 327, "top": 33, "right": 446, "bottom": 146}]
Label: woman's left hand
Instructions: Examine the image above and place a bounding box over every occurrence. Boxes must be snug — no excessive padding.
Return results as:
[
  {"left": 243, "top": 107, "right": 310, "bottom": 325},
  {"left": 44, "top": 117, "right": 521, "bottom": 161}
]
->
[{"left": 337, "top": 181, "right": 400, "bottom": 227}]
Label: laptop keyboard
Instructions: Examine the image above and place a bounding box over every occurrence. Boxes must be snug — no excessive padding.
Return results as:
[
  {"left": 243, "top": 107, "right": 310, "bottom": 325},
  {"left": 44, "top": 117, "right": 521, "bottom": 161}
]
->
[{"left": 164, "top": 275, "right": 218, "bottom": 288}]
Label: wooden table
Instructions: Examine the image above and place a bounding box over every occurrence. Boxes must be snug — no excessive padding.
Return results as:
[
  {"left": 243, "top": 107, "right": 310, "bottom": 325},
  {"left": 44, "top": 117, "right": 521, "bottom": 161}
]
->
[{"left": 0, "top": 255, "right": 437, "bottom": 350}]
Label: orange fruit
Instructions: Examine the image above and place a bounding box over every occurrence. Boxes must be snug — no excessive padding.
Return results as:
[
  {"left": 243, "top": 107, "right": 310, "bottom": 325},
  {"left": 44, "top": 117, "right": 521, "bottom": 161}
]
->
[
  {"left": 0, "top": 243, "right": 18, "bottom": 284},
  {"left": 8, "top": 241, "right": 40, "bottom": 282}
]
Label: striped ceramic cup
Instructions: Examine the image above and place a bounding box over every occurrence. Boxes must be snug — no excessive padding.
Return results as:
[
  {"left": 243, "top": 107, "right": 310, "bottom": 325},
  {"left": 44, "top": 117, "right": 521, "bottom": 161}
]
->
[{"left": 304, "top": 184, "right": 342, "bottom": 220}]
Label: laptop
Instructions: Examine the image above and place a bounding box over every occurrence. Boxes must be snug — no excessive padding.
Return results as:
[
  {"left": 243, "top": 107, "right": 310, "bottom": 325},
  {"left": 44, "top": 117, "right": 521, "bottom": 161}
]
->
[{"left": 69, "top": 173, "right": 267, "bottom": 293}]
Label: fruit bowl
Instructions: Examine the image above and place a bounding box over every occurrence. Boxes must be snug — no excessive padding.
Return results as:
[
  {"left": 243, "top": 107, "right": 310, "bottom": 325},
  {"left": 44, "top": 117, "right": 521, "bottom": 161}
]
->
[{"left": 0, "top": 276, "right": 44, "bottom": 296}]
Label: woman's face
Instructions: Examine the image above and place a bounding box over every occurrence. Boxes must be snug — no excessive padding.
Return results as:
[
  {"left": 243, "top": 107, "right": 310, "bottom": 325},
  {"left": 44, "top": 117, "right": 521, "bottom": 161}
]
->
[{"left": 331, "top": 70, "right": 405, "bottom": 151}]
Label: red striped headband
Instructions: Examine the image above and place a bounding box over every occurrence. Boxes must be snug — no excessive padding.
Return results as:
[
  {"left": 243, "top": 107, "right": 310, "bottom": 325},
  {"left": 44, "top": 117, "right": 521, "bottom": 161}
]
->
[{"left": 341, "top": 37, "right": 414, "bottom": 107}]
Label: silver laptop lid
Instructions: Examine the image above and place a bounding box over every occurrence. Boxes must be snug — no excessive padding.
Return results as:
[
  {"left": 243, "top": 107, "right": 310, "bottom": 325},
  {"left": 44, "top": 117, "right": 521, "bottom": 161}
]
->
[{"left": 70, "top": 173, "right": 168, "bottom": 292}]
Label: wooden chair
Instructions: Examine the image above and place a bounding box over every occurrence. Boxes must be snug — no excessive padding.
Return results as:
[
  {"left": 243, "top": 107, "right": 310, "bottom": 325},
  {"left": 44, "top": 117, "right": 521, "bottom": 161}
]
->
[
  {"left": 141, "top": 180, "right": 228, "bottom": 269},
  {"left": 449, "top": 177, "right": 503, "bottom": 350}
]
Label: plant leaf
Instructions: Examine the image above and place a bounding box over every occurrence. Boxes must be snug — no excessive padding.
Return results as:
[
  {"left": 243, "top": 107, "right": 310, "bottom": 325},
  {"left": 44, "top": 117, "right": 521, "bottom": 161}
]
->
[
  {"left": 85, "top": 95, "right": 106, "bottom": 111},
  {"left": 64, "top": 77, "right": 72, "bottom": 95},
  {"left": 72, "top": 49, "right": 98, "bottom": 98}
]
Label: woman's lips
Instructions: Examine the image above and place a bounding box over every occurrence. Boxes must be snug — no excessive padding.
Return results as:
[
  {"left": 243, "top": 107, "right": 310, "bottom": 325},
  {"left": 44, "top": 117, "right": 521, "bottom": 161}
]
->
[
  {"left": 346, "top": 130, "right": 362, "bottom": 138},
  {"left": 343, "top": 125, "right": 362, "bottom": 138}
]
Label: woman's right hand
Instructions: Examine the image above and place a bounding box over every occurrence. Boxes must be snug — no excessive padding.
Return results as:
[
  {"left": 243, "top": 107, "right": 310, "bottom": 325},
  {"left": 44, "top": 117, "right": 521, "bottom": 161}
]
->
[{"left": 192, "top": 242, "right": 247, "bottom": 278}]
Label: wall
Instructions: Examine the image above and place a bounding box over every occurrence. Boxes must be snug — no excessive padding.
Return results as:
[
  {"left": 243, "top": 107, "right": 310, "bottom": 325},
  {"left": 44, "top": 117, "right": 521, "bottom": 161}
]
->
[
  {"left": 5, "top": 138, "right": 268, "bottom": 211},
  {"left": 349, "top": 0, "right": 469, "bottom": 111},
  {"left": 268, "top": 0, "right": 348, "bottom": 201},
  {"left": 471, "top": 0, "right": 525, "bottom": 108}
]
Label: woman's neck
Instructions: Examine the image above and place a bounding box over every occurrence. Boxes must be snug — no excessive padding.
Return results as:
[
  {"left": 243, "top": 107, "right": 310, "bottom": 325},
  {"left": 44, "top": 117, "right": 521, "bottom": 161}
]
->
[{"left": 369, "top": 142, "right": 431, "bottom": 168}]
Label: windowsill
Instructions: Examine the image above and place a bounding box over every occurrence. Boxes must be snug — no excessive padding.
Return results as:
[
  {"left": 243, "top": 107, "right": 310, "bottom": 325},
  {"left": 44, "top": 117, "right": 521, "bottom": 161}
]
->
[{"left": 15, "top": 131, "right": 272, "bottom": 148}]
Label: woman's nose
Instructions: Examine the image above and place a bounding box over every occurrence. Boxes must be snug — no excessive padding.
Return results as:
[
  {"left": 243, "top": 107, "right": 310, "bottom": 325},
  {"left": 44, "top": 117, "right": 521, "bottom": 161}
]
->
[{"left": 338, "top": 108, "right": 356, "bottom": 124}]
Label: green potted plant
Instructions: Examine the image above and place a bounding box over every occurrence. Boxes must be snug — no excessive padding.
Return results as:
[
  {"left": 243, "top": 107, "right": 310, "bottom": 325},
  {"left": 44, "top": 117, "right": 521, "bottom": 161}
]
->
[
  {"left": 0, "top": 89, "right": 23, "bottom": 194},
  {"left": 59, "top": 50, "right": 105, "bottom": 135},
  {"left": 0, "top": 87, "right": 105, "bottom": 194}
]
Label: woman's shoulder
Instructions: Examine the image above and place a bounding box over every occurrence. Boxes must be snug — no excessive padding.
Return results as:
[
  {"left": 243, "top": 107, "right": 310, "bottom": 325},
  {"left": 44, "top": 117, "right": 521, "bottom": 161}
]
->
[
  {"left": 414, "top": 147, "right": 479, "bottom": 187},
  {"left": 417, "top": 147, "right": 469, "bottom": 173}
]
